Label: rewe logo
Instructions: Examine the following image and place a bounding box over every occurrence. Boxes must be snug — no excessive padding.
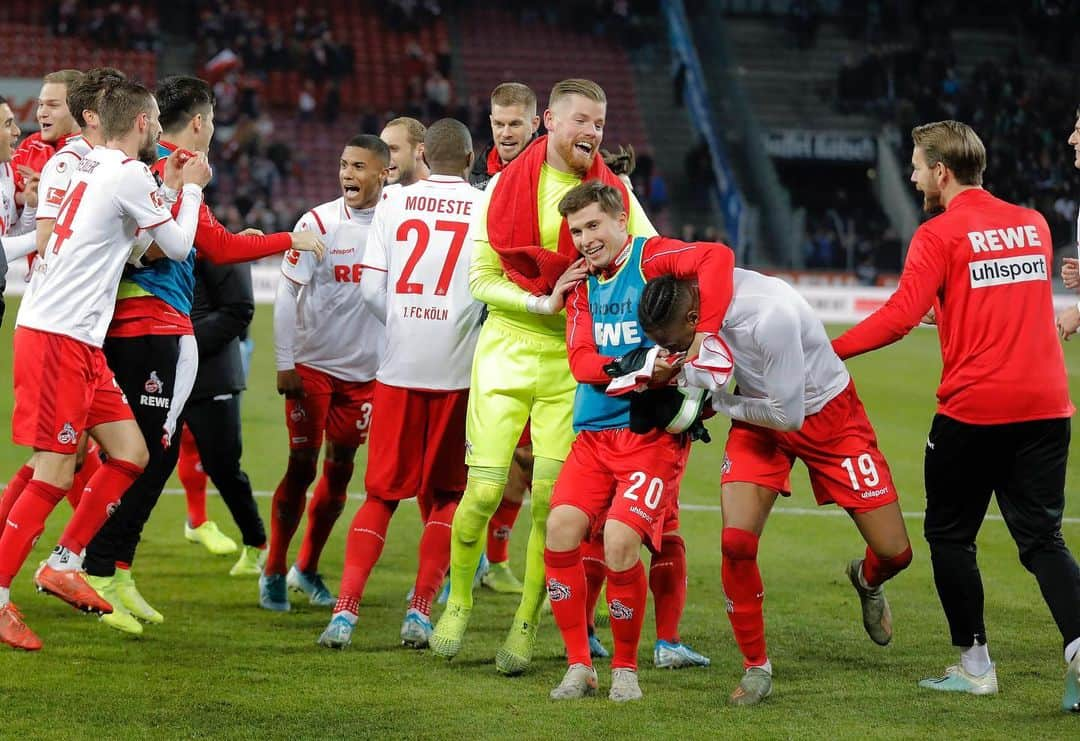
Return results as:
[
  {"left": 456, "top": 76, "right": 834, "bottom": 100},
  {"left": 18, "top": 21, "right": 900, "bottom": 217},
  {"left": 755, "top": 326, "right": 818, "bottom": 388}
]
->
[{"left": 594, "top": 321, "right": 641, "bottom": 348}]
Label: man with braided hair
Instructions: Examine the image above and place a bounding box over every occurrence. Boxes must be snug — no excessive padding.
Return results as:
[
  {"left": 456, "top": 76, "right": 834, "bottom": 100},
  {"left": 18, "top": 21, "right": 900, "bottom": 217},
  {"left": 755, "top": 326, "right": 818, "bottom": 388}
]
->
[
  {"left": 429, "top": 79, "right": 657, "bottom": 675},
  {"left": 640, "top": 266, "right": 913, "bottom": 706}
]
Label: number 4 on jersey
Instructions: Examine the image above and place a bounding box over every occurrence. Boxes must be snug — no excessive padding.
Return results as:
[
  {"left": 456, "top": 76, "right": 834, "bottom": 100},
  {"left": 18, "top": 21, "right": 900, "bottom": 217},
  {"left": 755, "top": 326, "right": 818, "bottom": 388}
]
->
[
  {"left": 395, "top": 218, "right": 469, "bottom": 296},
  {"left": 49, "top": 181, "right": 88, "bottom": 254}
]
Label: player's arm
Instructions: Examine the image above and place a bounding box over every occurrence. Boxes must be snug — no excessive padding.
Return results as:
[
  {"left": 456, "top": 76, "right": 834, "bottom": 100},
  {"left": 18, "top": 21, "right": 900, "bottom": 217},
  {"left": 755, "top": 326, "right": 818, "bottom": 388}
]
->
[
  {"left": 193, "top": 261, "right": 254, "bottom": 358},
  {"left": 129, "top": 156, "right": 211, "bottom": 261},
  {"left": 359, "top": 204, "right": 390, "bottom": 323},
  {"left": 711, "top": 303, "right": 806, "bottom": 431},
  {"left": 565, "top": 282, "right": 614, "bottom": 383},
  {"left": 831, "top": 229, "right": 946, "bottom": 359},
  {"left": 273, "top": 274, "right": 304, "bottom": 398},
  {"left": 1, "top": 230, "right": 38, "bottom": 261},
  {"left": 193, "top": 205, "right": 324, "bottom": 264}
]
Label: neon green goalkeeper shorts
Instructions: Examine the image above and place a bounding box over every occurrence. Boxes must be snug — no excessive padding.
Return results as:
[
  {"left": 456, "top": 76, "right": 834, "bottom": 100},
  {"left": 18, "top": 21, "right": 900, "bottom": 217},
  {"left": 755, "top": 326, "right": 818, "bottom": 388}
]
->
[{"left": 465, "top": 316, "right": 576, "bottom": 469}]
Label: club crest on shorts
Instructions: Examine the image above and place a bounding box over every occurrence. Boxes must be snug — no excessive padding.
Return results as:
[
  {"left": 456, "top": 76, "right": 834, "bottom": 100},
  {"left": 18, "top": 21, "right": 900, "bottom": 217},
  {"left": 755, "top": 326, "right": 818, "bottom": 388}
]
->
[
  {"left": 547, "top": 579, "right": 571, "bottom": 602},
  {"left": 144, "top": 370, "right": 163, "bottom": 394},
  {"left": 106, "top": 501, "right": 120, "bottom": 518},
  {"left": 721, "top": 454, "right": 732, "bottom": 475},
  {"left": 56, "top": 422, "right": 77, "bottom": 446},
  {"left": 290, "top": 405, "right": 307, "bottom": 422},
  {"left": 608, "top": 599, "right": 634, "bottom": 621}
]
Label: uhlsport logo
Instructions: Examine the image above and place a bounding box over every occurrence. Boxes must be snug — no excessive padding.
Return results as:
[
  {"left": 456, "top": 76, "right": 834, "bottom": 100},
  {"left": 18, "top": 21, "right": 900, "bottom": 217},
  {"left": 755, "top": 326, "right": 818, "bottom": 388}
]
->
[
  {"left": 547, "top": 579, "right": 571, "bottom": 602},
  {"left": 608, "top": 599, "right": 634, "bottom": 621},
  {"left": 57, "top": 422, "right": 77, "bottom": 446},
  {"left": 144, "top": 370, "right": 163, "bottom": 394},
  {"left": 969, "top": 254, "right": 1047, "bottom": 288}
]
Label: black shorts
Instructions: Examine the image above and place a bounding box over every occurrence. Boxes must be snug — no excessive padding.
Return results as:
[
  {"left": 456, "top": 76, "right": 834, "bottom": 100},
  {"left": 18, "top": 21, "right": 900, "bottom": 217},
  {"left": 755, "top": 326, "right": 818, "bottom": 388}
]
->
[{"left": 923, "top": 414, "right": 1070, "bottom": 551}]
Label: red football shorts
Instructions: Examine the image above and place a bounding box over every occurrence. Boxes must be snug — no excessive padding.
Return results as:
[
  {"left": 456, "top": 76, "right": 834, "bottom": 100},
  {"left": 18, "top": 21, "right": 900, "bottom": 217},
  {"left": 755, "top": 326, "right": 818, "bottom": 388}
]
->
[
  {"left": 552, "top": 427, "right": 689, "bottom": 551},
  {"left": 12, "top": 327, "right": 133, "bottom": 454},
  {"left": 284, "top": 365, "right": 375, "bottom": 450},
  {"left": 516, "top": 421, "right": 531, "bottom": 449},
  {"left": 364, "top": 383, "right": 468, "bottom": 504},
  {"left": 721, "top": 380, "right": 898, "bottom": 513}
]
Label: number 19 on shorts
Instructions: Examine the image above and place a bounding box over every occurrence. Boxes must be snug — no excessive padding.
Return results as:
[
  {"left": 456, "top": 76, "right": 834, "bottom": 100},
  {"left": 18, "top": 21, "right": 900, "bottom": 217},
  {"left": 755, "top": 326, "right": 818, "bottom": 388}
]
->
[{"left": 840, "top": 454, "right": 879, "bottom": 491}]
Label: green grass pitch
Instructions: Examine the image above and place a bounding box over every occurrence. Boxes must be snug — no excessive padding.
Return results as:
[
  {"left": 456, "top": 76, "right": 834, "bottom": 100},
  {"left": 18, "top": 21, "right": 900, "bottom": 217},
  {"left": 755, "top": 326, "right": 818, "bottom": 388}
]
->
[{"left": 1, "top": 298, "right": 1079, "bottom": 739}]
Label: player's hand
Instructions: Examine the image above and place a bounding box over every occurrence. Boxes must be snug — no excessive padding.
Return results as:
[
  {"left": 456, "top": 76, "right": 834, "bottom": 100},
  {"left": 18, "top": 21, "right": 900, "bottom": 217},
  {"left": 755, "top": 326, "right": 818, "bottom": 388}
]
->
[
  {"left": 239, "top": 227, "right": 265, "bottom": 237},
  {"left": 162, "top": 147, "right": 192, "bottom": 190},
  {"left": 921, "top": 306, "right": 937, "bottom": 325},
  {"left": 290, "top": 230, "right": 325, "bottom": 261},
  {"left": 181, "top": 152, "right": 213, "bottom": 188},
  {"left": 1057, "top": 305, "right": 1080, "bottom": 340},
  {"left": 16, "top": 166, "right": 40, "bottom": 209},
  {"left": 546, "top": 258, "right": 589, "bottom": 312},
  {"left": 650, "top": 355, "right": 684, "bottom": 385},
  {"left": 276, "top": 369, "right": 305, "bottom": 399},
  {"left": 1063, "top": 258, "right": 1080, "bottom": 290}
]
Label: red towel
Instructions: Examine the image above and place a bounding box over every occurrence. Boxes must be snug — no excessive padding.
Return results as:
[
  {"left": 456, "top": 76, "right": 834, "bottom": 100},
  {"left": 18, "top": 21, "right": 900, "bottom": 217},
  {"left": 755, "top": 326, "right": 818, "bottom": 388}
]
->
[{"left": 486, "top": 135, "right": 630, "bottom": 295}]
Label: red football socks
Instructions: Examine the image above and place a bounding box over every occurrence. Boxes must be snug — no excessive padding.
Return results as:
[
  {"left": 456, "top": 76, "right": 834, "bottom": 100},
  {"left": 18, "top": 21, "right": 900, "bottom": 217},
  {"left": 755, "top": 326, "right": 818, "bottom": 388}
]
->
[
  {"left": 545, "top": 546, "right": 591, "bottom": 667},
  {"left": 58, "top": 458, "right": 143, "bottom": 554},
  {"left": 0, "top": 479, "right": 66, "bottom": 587},
  {"left": 606, "top": 560, "right": 647, "bottom": 671},
  {"left": 265, "top": 456, "right": 317, "bottom": 575},
  {"left": 486, "top": 498, "right": 522, "bottom": 564},
  {"left": 410, "top": 494, "right": 457, "bottom": 617},
  {"left": 296, "top": 459, "right": 353, "bottom": 574},
  {"left": 581, "top": 538, "right": 606, "bottom": 629},
  {"left": 334, "top": 495, "right": 396, "bottom": 615},
  {"left": 862, "top": 544, "right": 913, "bottom": 588},
  {"left": 0, "top": 465, "right": 34, "bottom": 536},
  {"left": 721, "top": 527, "right": 768, "bottom": 668},
  {"left": 178, "top": 427, "right": 208, "bottom": 528},
  {"left": 65, "top": 448, "right": 101, "bottom": 510},
  {"left": 650, "top": 533, "right": 687, "bottom": 643}
]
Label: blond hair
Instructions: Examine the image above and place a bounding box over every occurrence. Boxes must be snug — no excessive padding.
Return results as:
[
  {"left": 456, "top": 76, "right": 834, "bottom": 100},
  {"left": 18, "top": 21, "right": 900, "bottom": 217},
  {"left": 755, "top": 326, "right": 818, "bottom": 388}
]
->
[
  {"left": 43, "top": 69, "right": 85, "bottom": 89},
  {"left": 384, "top": 116, "right": 426, "bottom": 147},
  {"left": 548, "top": 79, "right": 606, "bottom": 109},
  {"left": 912, "top": 120, "right": 986, "bottom": 186},
  {"left": 491, "top": 82, "right": 536, "bottom": 113}
]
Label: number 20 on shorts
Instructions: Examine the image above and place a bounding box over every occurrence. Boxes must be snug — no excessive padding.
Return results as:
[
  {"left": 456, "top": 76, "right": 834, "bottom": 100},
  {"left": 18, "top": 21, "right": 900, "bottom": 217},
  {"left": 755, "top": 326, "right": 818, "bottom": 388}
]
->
[{"left": 623, "top": 471, "right": 664, "bottom": 509}]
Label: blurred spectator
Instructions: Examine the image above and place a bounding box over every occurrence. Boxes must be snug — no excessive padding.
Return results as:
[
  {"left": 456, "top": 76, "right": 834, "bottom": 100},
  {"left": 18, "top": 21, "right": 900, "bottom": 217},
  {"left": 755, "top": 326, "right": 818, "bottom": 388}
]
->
[{"left": 297, "top": 82, "right": 317, "bottom": 122}]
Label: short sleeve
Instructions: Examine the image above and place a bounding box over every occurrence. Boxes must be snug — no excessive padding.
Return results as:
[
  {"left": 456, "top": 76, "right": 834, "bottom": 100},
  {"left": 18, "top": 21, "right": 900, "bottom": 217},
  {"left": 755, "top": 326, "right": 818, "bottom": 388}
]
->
[
  {"left": 113, "top": 161, "right": 174, "bottom": 230},
  {"left": 36, "top": 152, "right": 80, "bottom": 221},
  {"left": 281, "top": 211, "right": 318, "bottom": 285}
]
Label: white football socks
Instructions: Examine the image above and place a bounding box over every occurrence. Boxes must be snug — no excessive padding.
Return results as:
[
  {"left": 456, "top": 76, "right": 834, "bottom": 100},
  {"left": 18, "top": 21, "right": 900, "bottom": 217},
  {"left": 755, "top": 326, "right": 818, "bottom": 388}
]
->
[
  {"left": 1065, "top": 637, "right": 1080, "bottom": 665},
  {"left": 961, "top": 641, "right": 992, "bottom": 677},
  {"left": 46, "top": 546, "right": 82, "bottom": 572},
  {"left": 0, "top": 586, "right": 9, "bottom": 607}
]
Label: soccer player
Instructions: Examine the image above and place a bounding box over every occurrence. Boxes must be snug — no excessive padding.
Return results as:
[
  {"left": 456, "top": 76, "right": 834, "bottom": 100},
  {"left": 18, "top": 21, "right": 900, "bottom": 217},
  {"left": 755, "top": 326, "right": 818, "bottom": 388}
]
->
[
  {"left": 1, "top": 94, "right": 29, "bottom": 327},
  {"left": 1055, "top": 108, "right": 1080, "bottom": 337},
  {"left": 544, "top": 181, "right": 732, "bottom": 701},
  {"left": 263, "top": 134, "right": 388, "bottom": 611},
  {"left": 640, "top": 273, "right": 913, "bottom": 706},
  {"left": 317, "top": 118, "right": 483, "bottom": 649},
  {"left": 430, "top": 79, "right": 657, "bottom": 675},
  {"left": 832, "top": 120, "right": 1080, "bottom": 710},
  {"left": 80, "top": 76, "right": 324, "bottom": 628},
  {"left": 11, "top": 70, "right": 83, "bottom": 201},
  {"left": 381, "top": 116, "right": 429, "bottom": 189},
  {"left": 0, "top": 81, "right": 210, "bottom": 650},
  {"left": 469, "top": 82, "right": 541, "bottom": 594}
]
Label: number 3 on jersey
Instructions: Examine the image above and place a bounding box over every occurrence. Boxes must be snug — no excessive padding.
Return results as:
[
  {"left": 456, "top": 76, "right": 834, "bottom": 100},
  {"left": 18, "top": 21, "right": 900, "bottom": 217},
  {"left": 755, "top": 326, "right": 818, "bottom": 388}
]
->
[
  {"left": 49, "top": 181, "right": 88, "bottom": 254},
  {"left": 395, "top": 218, "right": 468, "bottom": 296}
]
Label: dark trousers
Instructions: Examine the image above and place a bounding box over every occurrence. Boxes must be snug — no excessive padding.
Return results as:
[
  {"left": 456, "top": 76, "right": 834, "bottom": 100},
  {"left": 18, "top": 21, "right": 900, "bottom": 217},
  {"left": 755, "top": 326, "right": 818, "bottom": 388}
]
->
[
  {"left": 924, "top": 414, "right": 1080, "bottom": 650},
  {"left": 85, "top": 334, "right": 182, "bottom": 576},
  {"left": 183, "top": 392, "right": 265, "bottom": 547}
]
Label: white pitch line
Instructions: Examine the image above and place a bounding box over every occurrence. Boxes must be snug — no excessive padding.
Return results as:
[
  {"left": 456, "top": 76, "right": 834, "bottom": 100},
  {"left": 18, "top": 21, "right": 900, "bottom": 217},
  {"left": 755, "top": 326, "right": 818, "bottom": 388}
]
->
[{"left": 161, "top": 489, "right": 1080, "bottom": 526}]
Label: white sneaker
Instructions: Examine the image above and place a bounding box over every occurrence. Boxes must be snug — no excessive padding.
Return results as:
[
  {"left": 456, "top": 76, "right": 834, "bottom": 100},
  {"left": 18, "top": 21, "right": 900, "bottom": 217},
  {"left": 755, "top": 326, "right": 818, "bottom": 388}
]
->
[
  {"left": 918, "top": 664, "right": 998, "bottom": 696},
  {"left": 550, "top": 663, "right": 598, "bottom": 700},
  {"left": 609, "top": 668, "right": 642, "bottom": 702}
]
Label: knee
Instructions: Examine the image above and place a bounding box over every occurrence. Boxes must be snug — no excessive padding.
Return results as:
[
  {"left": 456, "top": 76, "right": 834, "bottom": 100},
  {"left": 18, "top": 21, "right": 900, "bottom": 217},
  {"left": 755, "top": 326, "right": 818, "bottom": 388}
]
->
[
  {"left": 127, "top": 439, "right": 150, "bottom": 471},
  {"left": 604, "top": 523, "right": 642, "bottom": 572},
  {"left": 721, "top": 527, "right": 759, "bottom": 562},
  {"left": 325, "top": 443, "right": 357, "bottom": 465},
  {"left": 286, "top": 451, "right": 319, "bottom": 485},
  {"left": 545, "top": 505, "right": 586, "bottom": 551},
  {"left": 1018, "top": 531, "right": 1067, "bottom": 571}
]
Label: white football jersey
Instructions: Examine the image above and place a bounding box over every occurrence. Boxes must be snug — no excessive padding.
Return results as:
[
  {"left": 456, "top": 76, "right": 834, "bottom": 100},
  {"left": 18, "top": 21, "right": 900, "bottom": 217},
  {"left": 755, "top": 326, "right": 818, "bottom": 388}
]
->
[
  {"left": 16, "top": 147, "right": 178, "bottom": 347},
  {"left": 363, "top": 175, "right": 484, "bottom": 390},
  {"left": 280, "top": 197, "right": 383, "bottom": 382},
  {"left": 0, "top": 162, "right": 16, "bottom": 236},
  {"left": 36, "top": 134, "right": 92, "bottom": 221},
  {"left": 720, "top": 268, "right": 850, "bottom": 416}
]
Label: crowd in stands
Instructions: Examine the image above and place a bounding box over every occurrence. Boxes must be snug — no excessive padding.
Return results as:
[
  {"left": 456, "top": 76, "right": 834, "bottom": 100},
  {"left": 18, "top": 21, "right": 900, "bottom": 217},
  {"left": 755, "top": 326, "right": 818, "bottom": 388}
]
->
[{"left": 47, "top": 0, "right": 160, "bottom": 52}]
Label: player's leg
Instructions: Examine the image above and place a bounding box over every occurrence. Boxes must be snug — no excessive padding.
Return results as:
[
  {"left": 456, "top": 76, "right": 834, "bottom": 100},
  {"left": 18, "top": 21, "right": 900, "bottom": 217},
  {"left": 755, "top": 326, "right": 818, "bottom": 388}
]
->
[
  {"left": 581, "top": 535, "right": 609, "bottom": 656},
  {"left": 403, "top": 390, "right": 468, "bottom": 648},
  {"left": 650, "top": 526, "right": 709, "bottom": 669},
  {"left": 0, "top": 461, "right": 36, "bottom": 536},
  {"left": 431, "top": 323, "right": 532, "bottom": 659},
  {"left": 66, "top": 438, "right": 102, "bottom": 510},
  {"left": 483, "top": 440, "right": 530, "bottom": 594},
  {"left": 993, "top": 417, "right": 1080, "bottom": 710},
  {"left": 918, "top": 414, "right": 998, "bottom": 695},
  {"left": 177, "top": 425, "right": 208, "bottom": 529},
  {"left": 262, "top": 366, "right": 329, "bottom": 610},
  {"left": 185, "top": 395, "right": 266, "bottom": 575},
  {"left": 291, "top": 378, "right": 371, "bottom": 606},
  {"left": 496, "top": 338, "right": 575, "bottom": 675}
]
